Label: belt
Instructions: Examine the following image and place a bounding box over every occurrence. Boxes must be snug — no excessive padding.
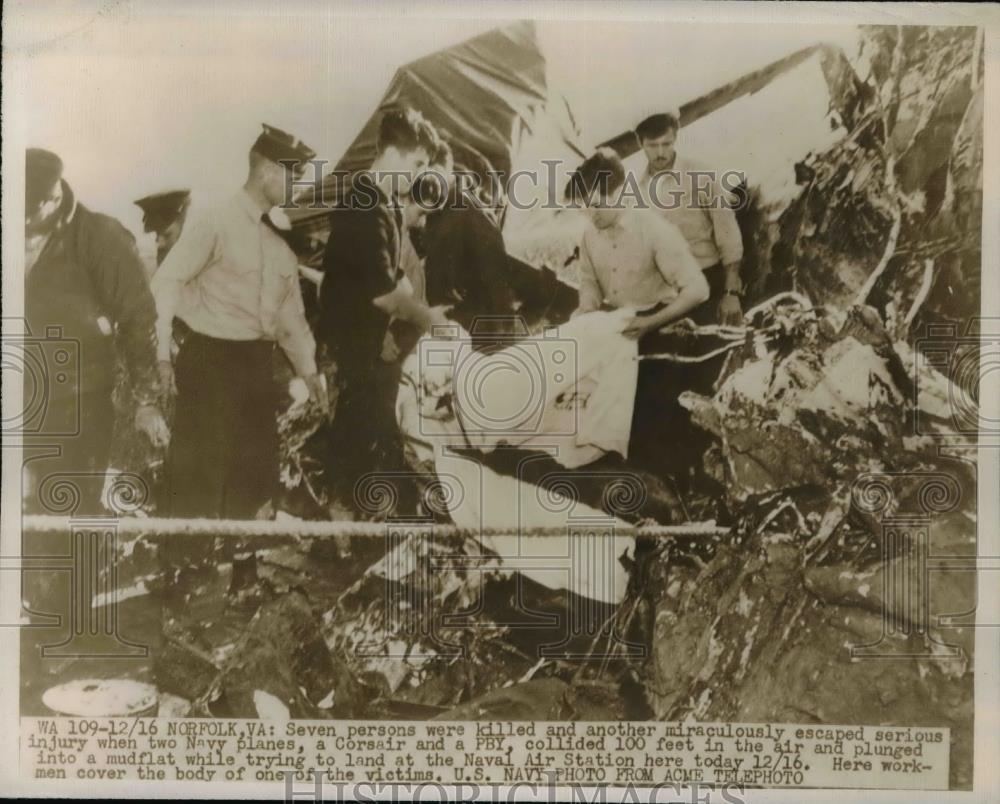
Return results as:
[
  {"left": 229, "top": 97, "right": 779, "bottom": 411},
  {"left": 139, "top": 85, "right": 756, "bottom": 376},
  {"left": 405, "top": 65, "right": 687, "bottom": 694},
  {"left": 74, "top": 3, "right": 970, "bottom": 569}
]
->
[{"left": 182, "top": 328, "right": 276, "bottom": 352}]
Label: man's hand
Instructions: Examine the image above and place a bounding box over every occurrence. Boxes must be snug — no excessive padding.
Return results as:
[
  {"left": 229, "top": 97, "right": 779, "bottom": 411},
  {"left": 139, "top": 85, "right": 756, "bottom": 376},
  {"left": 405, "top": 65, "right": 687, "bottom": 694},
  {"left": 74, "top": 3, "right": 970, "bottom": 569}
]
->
[
  {"left": 621, "top": 315, "right": 657, "bottom": 340},
  {"left": 135, "top": 403, "right": 170, "bottom": 449},
  {"left": 380, "top": 332, "right": 402, "bottom": 363},
  {"left": 303, "top": 373, "right": 330, "bottom": 415},
  {"left": 157, "top": 360, "right": 176, "bottom": 398},
  {"left": 717, "top": 294, "right": 744, "bottom": 326},
  {"left": 718, "top": 262, "right": 744, "bottom": 326}
]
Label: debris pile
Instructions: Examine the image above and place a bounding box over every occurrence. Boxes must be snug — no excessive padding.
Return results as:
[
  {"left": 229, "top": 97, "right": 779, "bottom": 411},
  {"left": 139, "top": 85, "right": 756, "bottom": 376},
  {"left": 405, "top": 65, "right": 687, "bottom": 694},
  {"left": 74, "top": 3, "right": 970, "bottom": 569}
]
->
[
  {"left": 657, "top": 302, "right": 975, "bottom": 782},
  {"left": 760, "top": 26, "right": 983, "bottom": 339},
  {"left": 320, "top": 529, "right": 632, "bottom": 719},
  {"left": 638, "top": 26, "right": 982, "bottom": 789}
]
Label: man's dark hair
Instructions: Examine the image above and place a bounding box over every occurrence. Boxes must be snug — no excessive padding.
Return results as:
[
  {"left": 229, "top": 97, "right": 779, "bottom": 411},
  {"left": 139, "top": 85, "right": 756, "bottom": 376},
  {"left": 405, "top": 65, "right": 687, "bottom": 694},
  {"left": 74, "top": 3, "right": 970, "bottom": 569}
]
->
[
  {"left": 430, "top": 139, "right": 453, "bottom": 171},
  {"left": 26, "top": 148, "right": 64, "bottom": 209},
  {"left": 376, "top": 106, "right": 439, "bottom": 158},
  {"left": 635, "top": 110, "right": 681, "bottom": 143},
  {"left": 409, "top": 170, "right": 448, "bottom": 209},
  {"left": 564, "top": 148, "right": 626, "bottom": 205}
]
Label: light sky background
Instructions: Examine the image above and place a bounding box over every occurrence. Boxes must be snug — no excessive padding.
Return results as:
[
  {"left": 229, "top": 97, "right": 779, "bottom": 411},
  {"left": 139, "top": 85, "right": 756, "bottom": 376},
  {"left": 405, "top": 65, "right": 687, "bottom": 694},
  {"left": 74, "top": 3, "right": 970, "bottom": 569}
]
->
[{"left": 8, "top": 0, "right": 859, "bottom": 247}]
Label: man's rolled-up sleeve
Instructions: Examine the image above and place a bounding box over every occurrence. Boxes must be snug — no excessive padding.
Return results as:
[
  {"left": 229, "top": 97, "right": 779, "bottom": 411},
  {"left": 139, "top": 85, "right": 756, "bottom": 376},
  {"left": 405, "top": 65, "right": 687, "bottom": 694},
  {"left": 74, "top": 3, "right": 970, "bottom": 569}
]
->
[
  {"left": 650, "top": 215, "right": 709, "bottom": 302},
  {"left": 576, "top": 237, "right": 603, "bottom": 313},
  {"left": 277, "top": 277, "right": 318, "bottom": 378},
  {"left": 709, "top": 178, "right": 744, "bottom": 267}
]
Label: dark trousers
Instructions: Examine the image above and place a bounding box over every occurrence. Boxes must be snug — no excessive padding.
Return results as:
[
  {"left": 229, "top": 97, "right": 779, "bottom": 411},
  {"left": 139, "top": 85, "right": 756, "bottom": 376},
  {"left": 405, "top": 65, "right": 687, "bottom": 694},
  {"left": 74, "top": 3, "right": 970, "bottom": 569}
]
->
[
  {"left": 327, "top": 353, "right": 413, "bottom": 515},
  {"left": 23, "top": 390, "right": 115, "bottom": 517},
  {"left": 628, "top": 263, "right": 728, "bottom": 483},
  {"left": 165, "top": 332, "right": 278, "bottom": 520},
  {"left": 21, "top": 391, "right": 114, "bottom": 642}
]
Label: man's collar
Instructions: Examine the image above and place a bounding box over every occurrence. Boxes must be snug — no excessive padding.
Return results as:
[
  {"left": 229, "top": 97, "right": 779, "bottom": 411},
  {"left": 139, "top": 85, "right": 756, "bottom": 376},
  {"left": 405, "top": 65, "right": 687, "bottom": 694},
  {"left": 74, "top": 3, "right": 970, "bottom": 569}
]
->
[
  {"left": 589, "top": 210, "right": 630, "bottom": 236},
  {"left": 374, "top": 180, "right": 392, "bottom": 208},
  {"left": 61, "top": 181, "right": 78, "bottom": 224},
  {"left": 373, "top": 182, "right": 404, "bottom": 229}
]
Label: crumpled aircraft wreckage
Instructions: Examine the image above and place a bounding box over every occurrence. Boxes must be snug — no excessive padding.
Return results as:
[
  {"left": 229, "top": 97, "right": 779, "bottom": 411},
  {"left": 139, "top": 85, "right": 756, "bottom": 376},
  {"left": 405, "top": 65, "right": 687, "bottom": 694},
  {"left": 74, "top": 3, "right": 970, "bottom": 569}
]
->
[{"left": 30, "top": 22, "right": 980, "bottom": 789}]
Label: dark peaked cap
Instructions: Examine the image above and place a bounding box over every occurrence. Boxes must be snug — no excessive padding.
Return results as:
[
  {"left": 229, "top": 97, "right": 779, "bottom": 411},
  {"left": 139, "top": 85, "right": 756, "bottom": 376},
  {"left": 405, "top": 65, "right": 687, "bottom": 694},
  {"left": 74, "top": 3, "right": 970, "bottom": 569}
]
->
[
  {"left": 252, "top": 124, "right": 316, "bottom": 170},
  {"left": 134, "top": 190, "right": 191, "bottom": 233}
]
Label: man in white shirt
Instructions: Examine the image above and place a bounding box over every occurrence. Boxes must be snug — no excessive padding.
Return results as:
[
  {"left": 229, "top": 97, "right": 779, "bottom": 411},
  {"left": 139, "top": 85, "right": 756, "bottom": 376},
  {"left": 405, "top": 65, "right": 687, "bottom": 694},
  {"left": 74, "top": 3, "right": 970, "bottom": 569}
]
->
[
  {"left": 568, "top": 148, "right": 710, "bottom": 338},
  {"left": 636, "top": 110, "right": 745, "bottom": 327},
  {"left": 152, "top": 124, "right": 326, "bottom": 519},
  {"left": 567, "top": 148, "right": 713, "bottom": 480}
]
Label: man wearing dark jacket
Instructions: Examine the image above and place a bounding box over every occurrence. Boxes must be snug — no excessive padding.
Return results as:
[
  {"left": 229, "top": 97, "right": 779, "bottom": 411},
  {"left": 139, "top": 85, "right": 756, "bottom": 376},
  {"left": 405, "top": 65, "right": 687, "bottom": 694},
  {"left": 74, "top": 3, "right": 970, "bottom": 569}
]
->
[
  {"left": 319, "top": 108, "right": 451, "bottom": 516},
  {"left": 23, "top": 148, "right": 168, "bottom": 515},
  {"left": 422, "top": 144, "right": 516, "bottom": 350}
]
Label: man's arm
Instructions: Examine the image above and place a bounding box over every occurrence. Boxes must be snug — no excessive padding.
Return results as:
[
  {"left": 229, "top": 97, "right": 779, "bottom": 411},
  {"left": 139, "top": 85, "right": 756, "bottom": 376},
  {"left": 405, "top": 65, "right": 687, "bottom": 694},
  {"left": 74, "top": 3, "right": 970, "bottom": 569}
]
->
[
  {"left": 373, "top": 284, "right": 450, "bottom": 332},
  {"left": 573, "top": 235, "right": 603, "bottom": 317},
  {"left": 347, "top": 207, "right": 451, "bottom": 333},
  {"left": 464, "top": 210, "right": 515, "bottom": 315},
  {"left": 709, "top": 183, "right": 744, "bottom": 325},
  {"left": 83, "top": 215, "right": 169, "bottom": 446},
  {"left": 276, "top": 276, "right": 319, "bottom": 378},
  {"left": 149, "top": 212, "right": 218, "bottom": 363},
  {"left": 622, "top": 215, "right": 709, "bottom": 338},
  {"left": 708, "top": 176, "right": 744, "bottom": 292},
  {"left": 298, "top": 263, "right": 324, "bottom": 287},
  {"left": 88, "top": 217, "right": 160, "bottom": 404},
  {"left": 276, "top": 275, "right": 328, "bottom": 411}
]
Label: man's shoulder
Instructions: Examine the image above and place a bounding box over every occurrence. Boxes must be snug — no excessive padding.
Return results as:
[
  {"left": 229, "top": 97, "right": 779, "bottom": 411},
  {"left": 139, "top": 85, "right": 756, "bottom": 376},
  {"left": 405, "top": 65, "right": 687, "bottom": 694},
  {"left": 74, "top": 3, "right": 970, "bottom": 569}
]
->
[
  {"left": 627, "top": 205, "right": 666, "bottom": 226},
  {"left": 631, "top": 206, "right": 686, "bottom": 241},
  {"left": 177, "top": 197, "right": 229, "bottom": 234},
  {"left": 445, "top": 202, "right": 502, "bottom": 240},
  {"left": 579, "top": 216, "right": 599, "bottom": 243},
  {"left": 328, "top": 192, "right": 395, "bottom": 233},
  {"left": 673, "top": 154, "right": 714, "bottom": 173},
  {"left": 323, "top": 198, "right": 398, "bottom": 267},
  {"left": 74, "top": 205, "right": 138, "bottom": 251}
]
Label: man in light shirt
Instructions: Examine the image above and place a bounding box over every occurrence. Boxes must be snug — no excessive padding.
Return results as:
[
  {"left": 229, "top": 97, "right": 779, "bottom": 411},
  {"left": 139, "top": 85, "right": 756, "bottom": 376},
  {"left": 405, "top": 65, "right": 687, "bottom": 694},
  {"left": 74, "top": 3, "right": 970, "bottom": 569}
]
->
[
  {"left": 636, "top": 110, "right": 745, "bottom": 327},
  {"left": 152, "top": 124, "right": 326, "bottom": 520},
  {"left": 567, "top": 148, "right": 710, "bottom": 477},
  {"left": 569, "top": 149, "right": 710, "bottom": 336}
]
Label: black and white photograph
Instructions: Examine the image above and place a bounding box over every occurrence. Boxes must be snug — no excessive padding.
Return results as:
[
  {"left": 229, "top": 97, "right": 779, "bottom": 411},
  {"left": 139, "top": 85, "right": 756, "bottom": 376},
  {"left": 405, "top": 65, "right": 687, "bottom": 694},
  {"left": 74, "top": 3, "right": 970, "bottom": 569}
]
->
[{"left": 3, "top": 1, "right": 998, "bottom": 799}]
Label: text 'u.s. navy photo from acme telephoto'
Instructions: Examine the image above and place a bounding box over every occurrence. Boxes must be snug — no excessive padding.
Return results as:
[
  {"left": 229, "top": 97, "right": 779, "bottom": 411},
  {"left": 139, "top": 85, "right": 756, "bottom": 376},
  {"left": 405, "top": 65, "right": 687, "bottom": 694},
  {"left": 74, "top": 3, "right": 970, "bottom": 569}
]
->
[{"left": 2, "top": 1, "right": 999, "bottom": 801}]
